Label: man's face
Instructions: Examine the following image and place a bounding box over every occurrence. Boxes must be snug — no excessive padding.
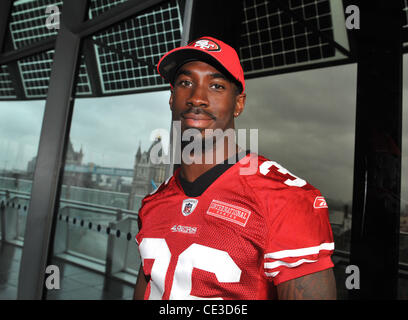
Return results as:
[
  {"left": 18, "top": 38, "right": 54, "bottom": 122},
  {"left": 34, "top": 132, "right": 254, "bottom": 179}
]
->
[{"left": 169, "top": 60, "right": 245, "bottom": 138}]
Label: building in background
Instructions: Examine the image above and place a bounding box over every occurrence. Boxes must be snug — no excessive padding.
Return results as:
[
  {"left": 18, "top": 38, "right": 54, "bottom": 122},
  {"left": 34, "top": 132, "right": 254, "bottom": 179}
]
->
[{"left": 128, "top": 137, "right": 166, "bottom": 210}]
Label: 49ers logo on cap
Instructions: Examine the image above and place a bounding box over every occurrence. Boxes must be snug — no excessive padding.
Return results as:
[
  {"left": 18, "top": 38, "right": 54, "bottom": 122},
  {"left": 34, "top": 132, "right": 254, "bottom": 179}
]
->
[{"left": 189, "top": 38, "right": 221, "bottom": 52}]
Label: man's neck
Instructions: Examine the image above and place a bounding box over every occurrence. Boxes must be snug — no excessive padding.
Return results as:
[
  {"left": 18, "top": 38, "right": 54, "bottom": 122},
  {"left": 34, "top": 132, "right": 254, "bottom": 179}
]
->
[{"left": 180, "top": 143, "right": 240, "bottom": 183}]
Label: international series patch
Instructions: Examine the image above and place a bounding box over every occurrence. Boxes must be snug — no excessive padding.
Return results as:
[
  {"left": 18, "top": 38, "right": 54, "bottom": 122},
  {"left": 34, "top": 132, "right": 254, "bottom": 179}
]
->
[{"left": 206, "top": 200, "right": 251, "bottom": 227}]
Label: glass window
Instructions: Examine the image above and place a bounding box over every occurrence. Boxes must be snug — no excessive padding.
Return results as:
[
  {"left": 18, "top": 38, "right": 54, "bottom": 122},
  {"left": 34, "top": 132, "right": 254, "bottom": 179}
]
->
[
  {"left": 46, "top": 91, "right": 171, "bottom": 300},
  {"left": 236, "top": 63, "right": 357, "bottom": 299},
  {"left": 45, "top": 0, "right": 183, "bottom": 300},
  {"left": 0, "top": 90, "right": 46, "bottom": 300},
  {"left": 399, "top": 54, "right": 408, "bottom": 300},
  {"left": 1, "top": 0, "right": 60, "bottom": 299}
]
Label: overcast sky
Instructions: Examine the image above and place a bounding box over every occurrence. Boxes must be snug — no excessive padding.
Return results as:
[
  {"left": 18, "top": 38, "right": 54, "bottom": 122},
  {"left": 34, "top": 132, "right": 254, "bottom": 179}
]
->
[
  {"left": 1, "top": 57, "right": 408, "bottom": 205},
  {"left": 236, "top": 63, "right": 357, "bottom": 204}
]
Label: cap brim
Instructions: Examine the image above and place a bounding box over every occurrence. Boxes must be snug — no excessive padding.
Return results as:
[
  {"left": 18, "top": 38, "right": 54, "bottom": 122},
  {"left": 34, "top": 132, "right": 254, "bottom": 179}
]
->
[{"left": 158, "top": 48, "right": 242, "bottom": 92}]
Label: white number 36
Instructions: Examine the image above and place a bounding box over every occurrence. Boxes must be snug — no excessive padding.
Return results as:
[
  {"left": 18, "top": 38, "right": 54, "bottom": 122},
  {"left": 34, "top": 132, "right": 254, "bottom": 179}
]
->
[{"left": 139, "top": 238, "right": 242, "bottom": 300}]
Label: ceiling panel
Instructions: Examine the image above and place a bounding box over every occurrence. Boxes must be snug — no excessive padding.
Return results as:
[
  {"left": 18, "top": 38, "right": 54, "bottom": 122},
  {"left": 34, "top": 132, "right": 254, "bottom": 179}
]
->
[
  {"left": 239, "top": 0, "right": 350, "bottom": 76},
  {"left": 9, "top": 0, "right": 62, "bottom": 50},
  {"left": 91, "top": 0, "right": 183, "bottom": 93}
]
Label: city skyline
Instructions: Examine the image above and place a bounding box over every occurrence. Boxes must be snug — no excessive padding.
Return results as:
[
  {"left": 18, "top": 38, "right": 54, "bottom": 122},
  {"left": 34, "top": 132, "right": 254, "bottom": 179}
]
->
[{"left": 1, "top": 58, "right": 408, "bottom": 204}]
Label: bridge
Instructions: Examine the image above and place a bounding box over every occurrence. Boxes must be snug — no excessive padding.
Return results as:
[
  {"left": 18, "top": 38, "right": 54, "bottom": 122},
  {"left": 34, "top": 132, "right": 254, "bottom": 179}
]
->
[{"left": 64, "top": 164, "right": 134, "bottom": 178}]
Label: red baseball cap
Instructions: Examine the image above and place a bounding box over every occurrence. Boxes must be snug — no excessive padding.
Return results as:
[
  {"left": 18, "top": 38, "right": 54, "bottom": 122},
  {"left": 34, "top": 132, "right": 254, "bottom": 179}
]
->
[{"left": 157, "top": 36, "right": 245, "bottom": 93}]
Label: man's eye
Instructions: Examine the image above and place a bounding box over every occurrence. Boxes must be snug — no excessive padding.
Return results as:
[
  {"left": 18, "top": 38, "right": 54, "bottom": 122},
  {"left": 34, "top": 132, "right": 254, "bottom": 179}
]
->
[
  {"left": 211, "top": 83, "right": 225, "bottom": 90},
  {"left": 178, "top": 80, "right": 192, "bottom": 87}
]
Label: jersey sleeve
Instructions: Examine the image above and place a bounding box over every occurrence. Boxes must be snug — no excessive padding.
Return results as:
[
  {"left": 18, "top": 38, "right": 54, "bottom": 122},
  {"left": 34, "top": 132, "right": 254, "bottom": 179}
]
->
[
  {"left": 135, "top": 175, "right": 172, "bottom": 246},
  {"left": 135, "top": 195, "right": 149, "bottom": 246},
  {"left": 263, "top": 189, "right": 335, "bottom": 286}
]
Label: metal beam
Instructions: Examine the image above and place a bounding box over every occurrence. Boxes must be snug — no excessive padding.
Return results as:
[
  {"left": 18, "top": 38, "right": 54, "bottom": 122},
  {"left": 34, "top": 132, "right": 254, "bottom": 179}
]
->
[
  {"left": 82, "top": 38, "right": 102, "bottom": 97},
  {"left": 180, "top": 0, "right": 193, "bottom": 45},
  {"left": 187, "top": 0, "right": 243, "bottom": 50},
  {"left": 5, "top": 62, "right": 25, "bottom": 99},
  {"left": 244, "top": 56, "right": 354, "bottom": 80},
  {"left": 0, "top": 0, "right": 12, "bottom": 54},
  {"left": 0, "top": 37, "right": 56, "bottom": 65},
  {"left": 4, "top": 37, "right": 25, "bottom": 99},
  {"left": 17, "top": 0, "right": 88, "bottom": 300},
  {"left": 349, "top": 0, "right": 403, "bottom": 299}
]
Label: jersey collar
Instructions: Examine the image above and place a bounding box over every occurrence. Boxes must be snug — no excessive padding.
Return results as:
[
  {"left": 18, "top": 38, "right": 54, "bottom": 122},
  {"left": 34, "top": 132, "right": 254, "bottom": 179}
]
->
[{"left": 177, "top": 150, "right": 250, "bottom": 197}]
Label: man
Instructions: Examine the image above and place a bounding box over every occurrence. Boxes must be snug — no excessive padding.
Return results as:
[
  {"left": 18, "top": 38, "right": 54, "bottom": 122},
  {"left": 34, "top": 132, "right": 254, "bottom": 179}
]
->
[{"left": 134, "top": 36, "right": 336, "bottom": 300}]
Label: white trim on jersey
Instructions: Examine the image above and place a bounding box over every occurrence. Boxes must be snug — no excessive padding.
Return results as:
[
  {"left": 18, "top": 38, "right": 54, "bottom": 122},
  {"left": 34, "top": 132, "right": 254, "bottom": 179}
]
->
[
  {"left": 265, "top": 271, "right": 280, "bottom": 278},
  {"left": 264, "top": 242, "right": 334, "bottom": 260},
  {"left": 264, "top": 258, "right": 318, "bottom": 270},
  {"left": 149, "top": 176, "right": 172, "bottom": 195}
]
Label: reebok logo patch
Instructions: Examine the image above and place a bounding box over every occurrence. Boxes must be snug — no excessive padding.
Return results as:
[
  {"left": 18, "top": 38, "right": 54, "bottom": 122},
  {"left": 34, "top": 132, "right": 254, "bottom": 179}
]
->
[{"left": 313, "top": 196, "right": 328, "bottom": 209}]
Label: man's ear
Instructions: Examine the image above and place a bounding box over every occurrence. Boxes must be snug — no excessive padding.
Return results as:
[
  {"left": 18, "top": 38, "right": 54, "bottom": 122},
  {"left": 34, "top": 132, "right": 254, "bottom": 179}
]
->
[
  {"left": 169, "top": 89, "right": 174, "bottom": 111},
  {"left": 233, "top": 93, "right": 246, "bottom": 118}
]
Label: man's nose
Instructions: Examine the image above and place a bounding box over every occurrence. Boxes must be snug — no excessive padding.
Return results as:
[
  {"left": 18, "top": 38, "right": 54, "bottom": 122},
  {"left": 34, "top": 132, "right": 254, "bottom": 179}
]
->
[{"left": 187, "top": 85, "right": 208, "bottom": 108}]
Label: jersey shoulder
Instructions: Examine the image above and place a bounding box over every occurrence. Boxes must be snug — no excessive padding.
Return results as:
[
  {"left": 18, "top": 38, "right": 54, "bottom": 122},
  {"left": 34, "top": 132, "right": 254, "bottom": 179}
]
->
[
  {"left": 139, "top": 172, "right": 178, "bottom": 208},
  {"left": 243, "top": 154, "right": 320, "bottom": 195},
  {"left": 242, "top": 155, "right": 329, "bottom": 228}
]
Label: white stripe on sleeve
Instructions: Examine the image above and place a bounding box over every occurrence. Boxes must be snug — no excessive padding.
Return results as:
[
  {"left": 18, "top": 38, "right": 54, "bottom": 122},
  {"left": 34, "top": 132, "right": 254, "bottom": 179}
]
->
[
  {"left": 264, "top": 242, "right": 334, "bottom": 260},
  {"left": 265, "top": 271, "right": 280, "bottom": 278},
  {"left": 264, "top": 258, "right": 317, "bottom": 270}
]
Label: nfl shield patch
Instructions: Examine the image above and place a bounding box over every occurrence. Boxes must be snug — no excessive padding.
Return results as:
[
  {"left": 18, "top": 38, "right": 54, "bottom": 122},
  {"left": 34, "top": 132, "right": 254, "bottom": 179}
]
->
[{"left": 181, "top": 198, "right": 198, "bottom": 216}]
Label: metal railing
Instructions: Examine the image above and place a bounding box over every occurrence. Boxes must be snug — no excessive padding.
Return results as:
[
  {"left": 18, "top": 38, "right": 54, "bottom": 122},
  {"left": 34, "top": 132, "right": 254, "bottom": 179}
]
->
[
  {"left": 1, "top": 186, "right": 408, "bottom": 285},
  {"left": 0, "top": 188, "right": 141, "bottom": 284}
]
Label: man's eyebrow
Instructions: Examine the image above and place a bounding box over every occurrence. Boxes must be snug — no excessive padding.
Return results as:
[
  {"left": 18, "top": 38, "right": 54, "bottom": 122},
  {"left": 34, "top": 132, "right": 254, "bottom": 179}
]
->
[
  {"left": 174, "top": 69, "right": 191, "bottom": 78},
  {"left": 174, "top": 69, "right": 229, "bottom": 81},
  {"left": 210, "top": 73, "right": 228, "bottom": 80}
]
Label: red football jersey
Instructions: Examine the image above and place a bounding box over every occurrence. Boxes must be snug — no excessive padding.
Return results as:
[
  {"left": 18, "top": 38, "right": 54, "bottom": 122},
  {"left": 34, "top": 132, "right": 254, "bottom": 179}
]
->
[{"left": 136, "top": 153, "right": 334, "bottom": 300}]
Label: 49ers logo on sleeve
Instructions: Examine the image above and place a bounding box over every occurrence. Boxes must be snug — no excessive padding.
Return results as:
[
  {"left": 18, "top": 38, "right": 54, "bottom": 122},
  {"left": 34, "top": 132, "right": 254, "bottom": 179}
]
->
[
  {"left": 206, "top": 200, "right": 251, "bottom": 227},
  {"left": 189, "top": 39, "right": 221, "bottom": 51},
  {"left": 313, "top": 196, "right": 328, "bottom": 209}
]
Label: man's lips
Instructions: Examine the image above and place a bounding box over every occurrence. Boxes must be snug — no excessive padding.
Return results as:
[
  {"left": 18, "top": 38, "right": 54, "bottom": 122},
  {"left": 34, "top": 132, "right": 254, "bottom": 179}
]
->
[
  {"left": 182, "top": 113, "right": 213, "bottom": 120},
  {"left": 181, "top": 113, "right": 214, "bottom": 127}
]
